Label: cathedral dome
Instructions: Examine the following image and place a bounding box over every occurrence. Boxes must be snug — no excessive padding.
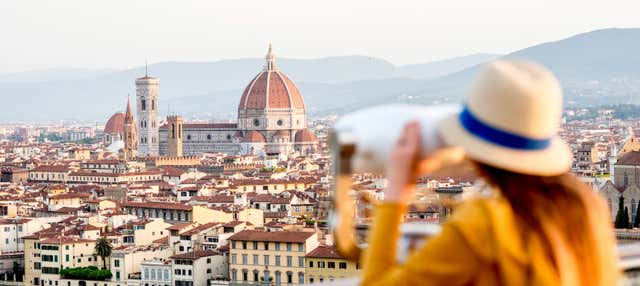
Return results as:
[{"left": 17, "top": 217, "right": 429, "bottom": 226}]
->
[
  {"left": 237, "top": 45, "right": 305, "bottom": 111},
  {"left": 104, "top": 112, "right": 125, "bottom": 134},
  {"left": 242, "top": 131, "right": 267, "bottom": 143},
  {"left": 294, "top": 129, "right": 317, "bottom": 142}
]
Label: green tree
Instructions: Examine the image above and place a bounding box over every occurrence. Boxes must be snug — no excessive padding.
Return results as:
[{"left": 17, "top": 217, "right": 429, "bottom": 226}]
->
[
  {"left": 615, "top": 196, "right": 627, "bottom": 229},
  {"left": 624, "top": 207, "right": 631, "bottom": 229},
  {"left": 94, "top": 237, "right": 112, "bottom": 270},
  {"left": 635, "top": 204, "right": 640, "bottom": 228}
]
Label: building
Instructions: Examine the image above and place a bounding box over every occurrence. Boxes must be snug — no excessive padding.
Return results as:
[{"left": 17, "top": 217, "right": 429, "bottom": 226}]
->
[
  {"left": 103, "top": 112, "right": 125, "bottom": 146},
  {"left": 305, "top": 245, "right": 359, "bottom": 284},
  {"left": 158, "top": 45, "right": 318, "bottom": 157},
  {"left": 140, "top": 258, "right": 173, "bottom": 286},
  {"left": 170, "top": 250, "right": 228, "bottom": 286},
  {"left": 227, "top": 230, "right": 318, "bottom": 285},
  {"left": 137, "top": 67, "right": 160, "bottom": 157},
  {"left": 122, "top": 202, "right": 193, "bottom": 224},
  {"left": 167, "top": 115, "right": 183, "bottom": 157}
]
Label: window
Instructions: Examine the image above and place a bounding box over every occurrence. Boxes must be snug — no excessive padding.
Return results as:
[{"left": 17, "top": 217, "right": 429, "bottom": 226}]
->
[
  {"left": 144, "top": 268, "right": 149, "bottom": 279},
  {"left": 232, "top": 270, "right": 237, "bottom": 281},
  {"left": 339, "top": 262, "right": 347, "bottom": 269},
  {"left": 242, "top": 254, "right": 248, "bottom": 265},
  {"left": 253, "top": 254, "right": 259, "bottom": 265},
  {"left": 286, "top": 256, "right": 292, "bottom": 267},
  {"left": 277, "top": 119, "right": 283, "bottom": 126},
  {"left": 298, "top": 272, "right": 305, "bottom": 284},
  {"left": 114, "top": 259, "right": 120, "bottom": 267},
  {"left": 116, "top": 271, "right": 120, "bottom": 281},
  {"left": 286, "top": 243, "right": 292, "bottom": 251},
  {"left": 275, "top": 243, "right": 280, "bottom": 251},
  {"left": 232, "top": 241, "right": 236, "bottom": 249},
  {"left": 231, "top": 254, "right": 237, "bottom": 264},
  {"left": 207, "top": 268, "right": 211, "bottom": 274},
  {"left": 253, "top": 241, "right": 258, "bottom": 249},
  {"left": 264, "top": 255, "right": 270, "bottom": 266},
  {"left": 253, "top": 271, "right": 258, "bottom": 281},
  {"left": 275, "top": 255, "right": 281, "bottom": 266},
  {"left": 206, "top": 258, "right": 211, "bottom": 264},
  {"left": 298, "top": 243, "right": 304, "bottom": 252},
  {"left": 65, "top": 255, "right": 69, "bottom": 262},
  {"left": 318, "top": 261, "right": 325, "bottom": 268},
  {"left": 242, "top": 242, "right": 247, "bottom": 249},
  {"left": 264, "top": 242, "right": 269, "bottom": 250},
  {"left": 175, "top": 269, "right": 180, "bottom": 275},
  {"left": 328, "top": 262, "right": 336, "bottom": 269},
  {"left": 309, "top": 261, "right": 313, "bottom": 268},
  {"left": 298, "top": 257, "right": 304, "bottom": 267},
  {"left": 141, "top": 99, "right": 146, "bottom": 111}
]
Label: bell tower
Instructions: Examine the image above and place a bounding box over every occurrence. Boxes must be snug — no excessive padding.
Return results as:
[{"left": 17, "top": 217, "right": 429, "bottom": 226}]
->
[
  {"left": 123, "top": 97, "right": 137, "bottom": 160},
  {"left": 167, "top": 115, "right": 183, "bottom": 157},
  {"left": 136, "top": 64, "right": 160, "bottom": 157}
]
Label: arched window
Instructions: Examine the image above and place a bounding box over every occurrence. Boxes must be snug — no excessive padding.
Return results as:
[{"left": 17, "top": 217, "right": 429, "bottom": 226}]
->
[
  {"left": 151, "top": 99, "right": 155, "bottom": 111},
  {"left": 141, "top": 98, "right": 146, "bottom": 111},
  {"left": 187, "top": 135, "right": 191, "bottom": 141},
  {"left": 207, "top": 134, "right": 212, "bottom": 140},
  {"left": 171, "top": 124, "right": 176, "bottom": 138},
  {"left": 298, "top": 272, "right": 305, "bottom": 284},
  {"left": 625, "top": 173, "right": 630, "bottom": 187}
]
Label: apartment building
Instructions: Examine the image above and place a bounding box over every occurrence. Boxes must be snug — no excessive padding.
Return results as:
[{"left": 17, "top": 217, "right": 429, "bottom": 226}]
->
[
  {"left": 228, "top": 230, "right": 318, "bottom": 285},
  {"left": 305, "top": 245, "right": 359, "bottom": 284}
]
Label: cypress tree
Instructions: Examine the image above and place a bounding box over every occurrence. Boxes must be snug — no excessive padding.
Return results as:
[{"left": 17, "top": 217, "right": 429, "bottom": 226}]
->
[
  {"left": 635, "top": 204, "right": 640, "bottom": 228},
  {"left": 615, "top": 196, "right": 626, "bottom": 229},
  {"left": 624, "top": 206, "right": 631, "bottom": 228}
]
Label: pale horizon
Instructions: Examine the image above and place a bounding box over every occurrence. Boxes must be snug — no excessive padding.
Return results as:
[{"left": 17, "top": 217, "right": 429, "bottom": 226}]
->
[{"left": 2, "top": 0, "right": 640, "bottom": 74}]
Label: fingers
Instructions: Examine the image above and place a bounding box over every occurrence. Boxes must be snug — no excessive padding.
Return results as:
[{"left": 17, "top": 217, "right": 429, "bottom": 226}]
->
[{"left": 398, "top": 121, "right": 421, "bottom": 149}]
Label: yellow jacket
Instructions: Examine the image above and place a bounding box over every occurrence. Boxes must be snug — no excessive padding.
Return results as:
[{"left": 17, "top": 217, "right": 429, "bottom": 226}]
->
[{"left": 360, "top": 196, "right": 618, "bottom": 285}]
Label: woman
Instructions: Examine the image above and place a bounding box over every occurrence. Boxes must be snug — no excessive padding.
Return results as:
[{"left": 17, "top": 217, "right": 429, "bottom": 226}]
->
[{"left": 360, "top": 61, "right": 618, "bottom": 285}]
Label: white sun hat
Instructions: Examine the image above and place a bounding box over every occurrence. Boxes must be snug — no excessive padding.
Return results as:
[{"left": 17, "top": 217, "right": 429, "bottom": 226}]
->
[{"left": 438, "top": 60, "right": 572, "bottom": 176}]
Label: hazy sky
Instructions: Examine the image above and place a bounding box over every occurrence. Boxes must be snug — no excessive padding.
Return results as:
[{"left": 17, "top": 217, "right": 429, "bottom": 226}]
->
[{"left": 1, "top": 0, "right": 640, "bottom": 74}]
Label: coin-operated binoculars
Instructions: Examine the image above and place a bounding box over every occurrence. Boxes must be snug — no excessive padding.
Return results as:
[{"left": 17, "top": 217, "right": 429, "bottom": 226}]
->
[{"left": 328, "top": 104, "right": 466, "bottom": 261}]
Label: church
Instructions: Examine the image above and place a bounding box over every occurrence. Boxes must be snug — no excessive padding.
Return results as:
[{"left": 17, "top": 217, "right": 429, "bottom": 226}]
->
[{"left": 103, "top": 45, "right": 318, "bottom": 158}]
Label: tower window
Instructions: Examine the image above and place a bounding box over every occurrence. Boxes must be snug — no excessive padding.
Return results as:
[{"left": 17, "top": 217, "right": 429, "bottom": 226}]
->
[
  {"left": 253, "top": 119, "right": 260, "bottom": 127},
  {"left": 227, "top": 134, "right": 232, "bottom": 140},
  {"left": 207, "top": 134, "right": 212, "bottom": 140},
  {"left": 277, "top": 119, "right": 283, "bottom": 126},
  {"left": 171, "top": 124, "right": 176, "bottom": 138},
  {"left": 141, "top": 99, "right": 146, "bottom": 111},
  {"left": 187, "top": 135, "right": 191, "bottom": 140},
  {"left": 151, "top": 100, "right": 155, "bottom": 111}
]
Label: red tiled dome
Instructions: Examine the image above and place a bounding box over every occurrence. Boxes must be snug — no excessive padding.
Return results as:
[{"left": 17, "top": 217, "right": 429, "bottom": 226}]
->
[
  {"left": 104, "top": 112, "right": 125, "bottom": 134},
  {"left": 294, "top": 129, "right": 317, "bottom": 142},
  {"left": 242, "top": 131, "right": 267, "bottom": 143},
  {"left": 238, "top": 46, "right": 305, "bottom": 111}
]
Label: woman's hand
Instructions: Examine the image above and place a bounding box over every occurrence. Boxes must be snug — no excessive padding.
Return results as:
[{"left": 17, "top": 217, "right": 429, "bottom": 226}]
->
[{"left": 384, "top": 121, "right": 423, "bottom": 203}]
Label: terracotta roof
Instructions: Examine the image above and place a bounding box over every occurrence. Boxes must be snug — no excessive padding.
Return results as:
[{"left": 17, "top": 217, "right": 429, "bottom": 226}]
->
[
  {"left": 166, "top": 222, "right": 194, "bottom": 231},
  {"left": 180, "top": 222, "right": 220, "bottom": 236},
  {"left": 170, "top": 250, "right": 220, "bottom": 260},
  {"left": 238, "top": 70, "right": 305, "bottom": 111},
  {"left": 104, "top": 112, "right": 125, "bottom": 134},
  {"left": 49, "top": 192, "right": 91, "bottom": 200},
  {"left": 617, "top": 151, "right": 640, "bottom": 166},
  {"left": 294, "top": 129, "right": 317, "bottom": 142},
  {"left": 242, "top": 131, "right": 266, "bottom": 143},
  {"left": 306, "top": 245, "right": 344, "bottom": 259},
  {"left": 228, "top": 230, "right": 314, "bottom": 243}
]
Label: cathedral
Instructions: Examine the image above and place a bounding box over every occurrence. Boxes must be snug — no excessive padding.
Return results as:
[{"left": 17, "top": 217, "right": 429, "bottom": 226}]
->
[
  {"left": 158, "top": 45, "right": 318, "bottom": 157},
  {"left": 103, "top": 45, "right": 318, "bottom": 158}
]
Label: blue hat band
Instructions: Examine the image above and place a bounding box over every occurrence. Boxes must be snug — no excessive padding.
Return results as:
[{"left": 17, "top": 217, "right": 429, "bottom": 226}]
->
[{"left": 459, "top": 106, "right": 551, "bottom": 150}]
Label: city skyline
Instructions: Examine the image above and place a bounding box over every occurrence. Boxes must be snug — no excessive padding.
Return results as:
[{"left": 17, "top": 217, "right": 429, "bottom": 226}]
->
[{"left": 2, "top": 0, "right": 640, "bottom": 73}]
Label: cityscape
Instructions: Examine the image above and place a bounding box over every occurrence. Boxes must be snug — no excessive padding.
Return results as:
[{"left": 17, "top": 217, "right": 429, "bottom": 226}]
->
[{"left": 3, "top": 2, "right": 640, "bottom": 286}]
